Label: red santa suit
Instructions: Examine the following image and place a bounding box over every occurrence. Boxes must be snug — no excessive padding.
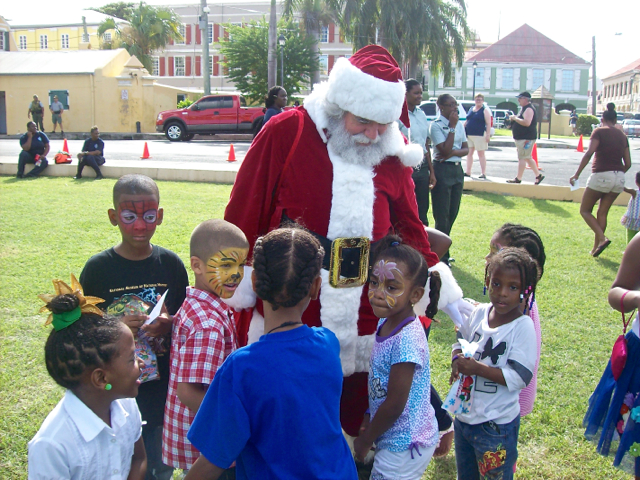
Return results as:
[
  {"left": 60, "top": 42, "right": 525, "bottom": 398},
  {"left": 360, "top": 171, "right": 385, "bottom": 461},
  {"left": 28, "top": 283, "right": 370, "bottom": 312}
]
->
[{"left": 224, "top": 46, "right": 466, "bottom": 436}]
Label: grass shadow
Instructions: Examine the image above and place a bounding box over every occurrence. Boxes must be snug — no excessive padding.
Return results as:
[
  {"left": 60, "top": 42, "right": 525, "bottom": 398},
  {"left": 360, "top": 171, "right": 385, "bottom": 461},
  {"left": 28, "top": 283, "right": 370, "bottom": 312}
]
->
[
  {"left": 531, "top": 199, "right": 572, "bottom": 218},
  {"left": 594, "top": 256, "right": 623, "bottom": 273},
  {"left": 466, "top": 191, "right": 516, "bottom": 209}
]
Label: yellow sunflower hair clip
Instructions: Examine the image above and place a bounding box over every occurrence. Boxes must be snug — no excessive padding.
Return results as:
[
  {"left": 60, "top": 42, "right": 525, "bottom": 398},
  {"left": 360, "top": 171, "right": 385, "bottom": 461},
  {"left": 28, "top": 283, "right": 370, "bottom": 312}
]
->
[{"left": 38, "top": 274, "right": 105, "bottom": 331}]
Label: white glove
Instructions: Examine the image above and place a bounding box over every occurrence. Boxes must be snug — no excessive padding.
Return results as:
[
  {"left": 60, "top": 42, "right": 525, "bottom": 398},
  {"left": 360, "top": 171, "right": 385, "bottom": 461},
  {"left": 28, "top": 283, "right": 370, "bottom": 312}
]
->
[{"left": 441, "top": 298, "right": 475, "bottom": 329}]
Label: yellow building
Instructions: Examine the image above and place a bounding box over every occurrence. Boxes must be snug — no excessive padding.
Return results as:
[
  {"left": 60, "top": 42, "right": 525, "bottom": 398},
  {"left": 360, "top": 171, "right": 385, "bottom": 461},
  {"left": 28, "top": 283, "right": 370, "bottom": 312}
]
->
[
  {"left": 7, "top": 9, "right": 118, "bottom": 51},
  {"left": 0, "top": 49, "right": 195, "bottom": 134}
]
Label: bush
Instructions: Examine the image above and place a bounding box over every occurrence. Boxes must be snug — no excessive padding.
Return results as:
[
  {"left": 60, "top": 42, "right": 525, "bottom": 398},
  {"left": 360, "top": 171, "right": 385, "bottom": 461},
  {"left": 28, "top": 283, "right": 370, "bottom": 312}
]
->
[
  {"left": 177, "top": 98, "right": 194, "bottom": 109},
  {"left": 577, "top": 115, "right": 599, "bottom": 136}
]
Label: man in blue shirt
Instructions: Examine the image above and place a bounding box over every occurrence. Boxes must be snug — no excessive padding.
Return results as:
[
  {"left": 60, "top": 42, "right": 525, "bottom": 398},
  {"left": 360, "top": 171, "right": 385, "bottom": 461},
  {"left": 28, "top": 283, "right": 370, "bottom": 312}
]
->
[
  {"left": 17, "top": 121, "right": 49, "bottom": 178},
  {"left": 429, "top": 94, "right": 468, "bottom": 265},
  {"left": 75, "top": 126, "right": 105, "bottom": 180}
]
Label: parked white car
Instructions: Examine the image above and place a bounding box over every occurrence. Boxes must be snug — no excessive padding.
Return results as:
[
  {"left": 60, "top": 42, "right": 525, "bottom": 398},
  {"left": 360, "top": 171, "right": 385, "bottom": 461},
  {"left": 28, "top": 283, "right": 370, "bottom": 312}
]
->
[{"left": 492, "top": 109, "right": 515, "bottom": 129}]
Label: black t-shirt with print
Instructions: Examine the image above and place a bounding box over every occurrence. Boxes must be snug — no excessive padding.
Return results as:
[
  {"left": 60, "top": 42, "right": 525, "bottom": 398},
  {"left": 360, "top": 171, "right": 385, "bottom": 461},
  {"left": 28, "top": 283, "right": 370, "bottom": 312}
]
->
[{"left": 80, "top": 245, "right": 189, "bottom": 428}]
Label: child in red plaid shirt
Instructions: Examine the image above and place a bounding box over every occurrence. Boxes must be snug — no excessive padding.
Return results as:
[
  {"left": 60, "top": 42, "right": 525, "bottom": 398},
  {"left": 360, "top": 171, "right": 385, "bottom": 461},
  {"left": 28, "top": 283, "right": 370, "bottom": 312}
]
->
[{"left": 162, "top": 219, "right": 249, "bottom": 474}]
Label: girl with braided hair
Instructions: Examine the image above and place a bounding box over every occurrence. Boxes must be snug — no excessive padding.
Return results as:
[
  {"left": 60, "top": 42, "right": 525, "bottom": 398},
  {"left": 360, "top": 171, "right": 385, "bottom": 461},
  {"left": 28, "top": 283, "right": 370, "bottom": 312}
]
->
[
  {"left": 487, "top": 223, "right": 545, "bottom": 418},
  {"left": 29, "top": 275, "right": 146, "bottom": 479},
  {"left": 354, "top": 235, "right": 442, "bottom": 479},
  {"left": 451, "top": 247, "right": 539, "bottom": 480},
  {"left": 185, "top": 227, "right": 357, "bottom": 480}
]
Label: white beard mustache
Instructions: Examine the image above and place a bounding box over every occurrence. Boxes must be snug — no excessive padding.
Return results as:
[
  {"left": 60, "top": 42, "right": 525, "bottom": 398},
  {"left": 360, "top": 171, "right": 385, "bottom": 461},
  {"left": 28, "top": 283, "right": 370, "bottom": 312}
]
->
[{"left": 326, "top": 116, "right": 397, "bottom": 167}]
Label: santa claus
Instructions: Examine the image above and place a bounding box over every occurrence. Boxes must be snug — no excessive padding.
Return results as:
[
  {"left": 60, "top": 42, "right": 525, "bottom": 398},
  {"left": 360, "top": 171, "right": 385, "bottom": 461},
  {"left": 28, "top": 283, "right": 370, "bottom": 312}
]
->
[{"left": 224, "top": 45, "right": 472, "bottom": 437}]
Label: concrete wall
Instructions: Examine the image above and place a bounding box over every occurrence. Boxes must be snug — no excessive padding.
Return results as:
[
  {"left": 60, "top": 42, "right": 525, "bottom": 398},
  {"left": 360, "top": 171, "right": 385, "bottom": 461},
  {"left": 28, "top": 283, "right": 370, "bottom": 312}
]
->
[
  {"left": 539, "top": 110, "right": 573, "bottom": 136},
  {"left": 1, "top": 50, "right": 192, "bottom": 134}
]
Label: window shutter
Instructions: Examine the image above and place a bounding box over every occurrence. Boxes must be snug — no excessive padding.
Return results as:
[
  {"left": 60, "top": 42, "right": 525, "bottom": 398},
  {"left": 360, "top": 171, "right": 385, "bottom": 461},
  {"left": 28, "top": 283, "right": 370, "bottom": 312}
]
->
[
  {"left": 213, "top": 56, "right": 219, "bottom": 76},
  {"left": 526, "top": 68, "right": 533, "bottom": 90},
  {"left": 196, "top": 25, "right": 201, "bottom": 45},
  {"left": 556, "top": 70, "right": 563, "bottom": 92},
  {"left": 185, "top": 56, "right": 191, "bottom": 76},
  {"left": 485, "top": 68, "right": 491, "bottom": 88},
  {"left": 159, "top": 57, "right": 166, "bottom": 76},
  {"left": 496, "top": 68, "right": 502, "bottom": 89},
  {"left": 169, "top": 36, "right": 174, "bottom": 46},
  {"left": 195, "top": 56, "right": 201, "bottom": 76},
  {"left": 186, "top": 24, "right": 192, "bottom": 45},
  {"left": 329, "top": 24, "right": 335, "bottom": 43},
  {"left": 214, "top": 24, "right": 220, "bottom": 42},
  {"left": 168, "top": 57, "right": 174, "bottom": 76},
  {"left": 574, "top": 70, "right": 580, "bottom": 92},
  {"left": 513, "top": 69, "right": 520, "bottom": 91},
  {"left": 544, "top": 69, "right": 551, "bottom": 89},
  {"left": 328, "top": 55, "right": 334, "bottom": 72}
]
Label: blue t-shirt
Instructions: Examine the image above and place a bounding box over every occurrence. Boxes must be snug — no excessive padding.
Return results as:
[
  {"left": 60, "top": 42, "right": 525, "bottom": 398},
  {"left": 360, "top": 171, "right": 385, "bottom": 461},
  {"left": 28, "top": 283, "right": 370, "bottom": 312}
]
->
[
  {"left": 82, "top": 138, "right": 105, "bottom": 156},
  {"left": 263, "top": 106, "right": 283, "bottom": 124},
  {"left": 188, "top": 325, "right": 357, "bottom": 480},
  {"left": 369, "top": 317, "right": 438, "bottom": 451},
  {"left": 20, "top": 132, "right": 49, "bottom": 156}
]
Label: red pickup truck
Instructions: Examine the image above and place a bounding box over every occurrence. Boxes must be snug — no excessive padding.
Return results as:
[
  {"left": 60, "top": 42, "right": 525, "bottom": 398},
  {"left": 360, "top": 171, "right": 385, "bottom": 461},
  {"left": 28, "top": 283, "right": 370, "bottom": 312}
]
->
[{"left": 156, "top": 94, "right": 264, "bottom": 141}]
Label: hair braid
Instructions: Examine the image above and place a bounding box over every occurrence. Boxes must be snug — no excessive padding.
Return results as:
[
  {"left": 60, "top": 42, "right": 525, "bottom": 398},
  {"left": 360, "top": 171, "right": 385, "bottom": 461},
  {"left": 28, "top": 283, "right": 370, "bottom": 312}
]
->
[
  {"left": 425, "top": 271, "right": 441, "bottom": 318},
  {"left": 486, "top": 247, "right": 539, "bottom": 308},
  {"left": 497, "top": 223, "right": 545, "bottom": 279}
]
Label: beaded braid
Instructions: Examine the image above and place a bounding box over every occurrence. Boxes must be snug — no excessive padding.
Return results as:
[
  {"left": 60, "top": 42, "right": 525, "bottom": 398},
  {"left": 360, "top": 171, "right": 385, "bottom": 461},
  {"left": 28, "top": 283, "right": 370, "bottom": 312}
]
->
[
  {"left": 425, "top": 271, "right": 441, "bottom": 318},
  {"left": 252, "top": 228, "right": 324, "bottom": 310},
  {"left": 484, "top": 247, "right": 540, "bottom": 312},
  {"left": 497, "top": 223, "right": 546, "bottom": 279},
  {"left": 44, "top": 294, "right": 123, "bottom": 390}
]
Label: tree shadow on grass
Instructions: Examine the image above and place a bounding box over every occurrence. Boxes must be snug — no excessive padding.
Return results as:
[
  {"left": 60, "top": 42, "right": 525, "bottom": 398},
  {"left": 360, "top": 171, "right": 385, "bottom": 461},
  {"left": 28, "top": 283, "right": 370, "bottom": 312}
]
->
[
  {"left": 530, "top": 199, "right": 572, "bottom": 218},
  {"left": 466, "top": 191, "right": 516, "bottom": 209}
]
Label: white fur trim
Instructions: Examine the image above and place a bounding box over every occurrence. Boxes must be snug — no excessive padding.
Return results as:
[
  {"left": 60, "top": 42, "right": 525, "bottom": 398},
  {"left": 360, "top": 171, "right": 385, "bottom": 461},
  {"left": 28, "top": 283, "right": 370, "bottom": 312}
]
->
[
  {"left": 399, "top": 143, "right": 425, "bottom": 168},
  {"left": 318, "top": 145, "right": 377, "bottom": 376},
  {"left": 246, "top": 309, "right": 265, "bottom": 344},
  {"left": 325, "top": 57, "right": 406, "bottom": 125},
  {"left": 304, "top": 82, "right": 332, "bottom": 142},
  {"left": 429, "top": 262, "right": 464, "bottom": 309},
  {"left": 221, "top": 265, "right": 256, "bottom": 311}
]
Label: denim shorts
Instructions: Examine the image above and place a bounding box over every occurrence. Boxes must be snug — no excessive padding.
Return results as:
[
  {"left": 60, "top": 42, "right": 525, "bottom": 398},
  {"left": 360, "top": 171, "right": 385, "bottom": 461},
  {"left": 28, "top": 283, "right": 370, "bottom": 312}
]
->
[{"left": 454, "top": 416, "right": 520, "bottom": 480}]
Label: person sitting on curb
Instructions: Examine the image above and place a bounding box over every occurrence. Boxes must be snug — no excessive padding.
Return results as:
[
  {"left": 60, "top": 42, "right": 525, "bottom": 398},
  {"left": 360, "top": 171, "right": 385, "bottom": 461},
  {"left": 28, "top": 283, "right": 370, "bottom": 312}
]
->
[
  {"left": 17, "top": 121, "right": 49, "bottom": 179},
  {"left": 75, "top": 126, "right": 105, "bottom": 180}
]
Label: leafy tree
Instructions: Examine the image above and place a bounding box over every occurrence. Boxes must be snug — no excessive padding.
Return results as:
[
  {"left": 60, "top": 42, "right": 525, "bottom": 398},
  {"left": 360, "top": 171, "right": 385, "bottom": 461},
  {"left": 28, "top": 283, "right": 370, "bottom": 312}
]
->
[
  {"left": 97, "top": 2, "right": 182, "bottom": 73},
  {"left": 282, "top": 0, "right": 336, "bottom": 86},
  {"left": 90, "top": 2, "right": 136, "bottom": 20},
  {"left": 332, "top": 0, "right": 469, "bottom": 82},
  {"left": 218, "top": 19, "right": 318, "bottom": 104}
]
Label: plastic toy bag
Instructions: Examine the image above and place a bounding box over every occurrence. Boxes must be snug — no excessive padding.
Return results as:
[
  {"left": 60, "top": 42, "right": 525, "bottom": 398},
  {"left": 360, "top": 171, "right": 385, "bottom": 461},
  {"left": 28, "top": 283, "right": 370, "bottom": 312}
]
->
[{"left": 443, "top": 339, "right": 480, "bottom": 415}]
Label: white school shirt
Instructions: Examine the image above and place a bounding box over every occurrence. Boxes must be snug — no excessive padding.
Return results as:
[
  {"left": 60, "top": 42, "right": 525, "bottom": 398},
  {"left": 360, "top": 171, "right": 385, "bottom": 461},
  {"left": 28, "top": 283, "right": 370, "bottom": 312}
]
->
[
  {"left": 452, "top": 303, "right": 536, "bottom": 425},
  {"left": 28, "top": 390, "right": 142, "bottom": 480}
]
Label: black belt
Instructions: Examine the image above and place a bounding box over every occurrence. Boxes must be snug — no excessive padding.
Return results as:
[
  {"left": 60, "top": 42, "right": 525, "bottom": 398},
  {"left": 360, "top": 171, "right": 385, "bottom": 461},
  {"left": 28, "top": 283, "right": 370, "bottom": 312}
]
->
[{"left": 282, "top": 214, "right": 371, "bottom": 288}]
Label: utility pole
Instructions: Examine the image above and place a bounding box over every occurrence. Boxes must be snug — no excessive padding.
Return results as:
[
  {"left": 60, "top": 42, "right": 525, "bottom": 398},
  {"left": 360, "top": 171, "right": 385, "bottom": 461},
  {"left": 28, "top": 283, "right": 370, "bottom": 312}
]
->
[
  {"left": 200, "top": 0, "right": 211, "bottom": 95},
  {"left": 268, "top": 0, "right": 276, "bottom": 88},
  {"left": 591, "top": 36, "right": 597, "bottom": 115}
]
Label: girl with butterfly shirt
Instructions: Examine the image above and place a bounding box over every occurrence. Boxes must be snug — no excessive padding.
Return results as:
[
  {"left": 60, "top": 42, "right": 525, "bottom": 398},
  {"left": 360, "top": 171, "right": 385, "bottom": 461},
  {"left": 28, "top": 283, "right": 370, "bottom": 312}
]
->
[{"left": 450, "top": 247, "right": 538, "bottom": 480}]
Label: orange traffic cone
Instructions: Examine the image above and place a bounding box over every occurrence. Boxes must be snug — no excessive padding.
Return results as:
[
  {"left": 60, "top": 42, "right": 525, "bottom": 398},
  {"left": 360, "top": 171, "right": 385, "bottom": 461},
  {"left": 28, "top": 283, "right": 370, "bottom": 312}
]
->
[
  {"left": 227, "top": 144, "right": 236, "bottom": 162},
  {"left": 140, "top": 142, "right": 151, "bottom": 159},
  {"left": 62, "top": 138, "right": 70, "bottom": 155},
  {"left": 576, "top": 135, "right": 584, "bottom": 153}
]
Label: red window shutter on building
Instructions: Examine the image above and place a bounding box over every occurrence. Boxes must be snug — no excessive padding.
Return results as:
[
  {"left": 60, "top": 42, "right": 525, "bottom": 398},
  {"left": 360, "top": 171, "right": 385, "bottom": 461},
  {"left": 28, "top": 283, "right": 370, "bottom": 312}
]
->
[
  {"left": 195, "top": 56, "right": 201, "bottom": 76},
  {"left": 213, "top": 56, "right": 219, "bottom": 76},
  {"left": 168, "top": 57, "right": 174, "bottom": 76},
  {"left": 214, "top": 24, "right": 220, "bottom": 42},
  {"left": 328, "top": 55, "right": 334, "bottom": 72},
  {"left": 159, "top": 57, "right": 166, "bottom": 76},
  {"left": 185, "top": 56, "right": 191, "bottom": 76},
  {"left": 196, "top": 25, "right": 201, "bottom": 45},
  {"left": 329, "top": 24, "right": 335, "bottom": 43},
  {"left": 169, "top": 36, "right": 174, "bottom": 45},
  {"left": 186, "top": 24, "right": 192, "bottom": 45}
]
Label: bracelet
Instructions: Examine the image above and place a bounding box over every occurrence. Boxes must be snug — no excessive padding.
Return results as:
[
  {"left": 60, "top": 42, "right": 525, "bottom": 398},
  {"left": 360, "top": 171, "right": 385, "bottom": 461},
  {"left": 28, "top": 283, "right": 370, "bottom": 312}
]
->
[
  {"left": 365, "top": 408, "right": 370, "bottom": 415},
  {"left": 452, "top": 354, "right": 460, "bottom": 363}
]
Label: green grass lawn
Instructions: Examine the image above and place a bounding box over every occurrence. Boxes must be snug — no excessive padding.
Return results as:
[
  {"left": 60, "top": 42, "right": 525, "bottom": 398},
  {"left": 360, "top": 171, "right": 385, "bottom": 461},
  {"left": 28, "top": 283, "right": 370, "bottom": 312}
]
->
[{"left": 0, "top": 177, "right": 632, "bottom": 479}]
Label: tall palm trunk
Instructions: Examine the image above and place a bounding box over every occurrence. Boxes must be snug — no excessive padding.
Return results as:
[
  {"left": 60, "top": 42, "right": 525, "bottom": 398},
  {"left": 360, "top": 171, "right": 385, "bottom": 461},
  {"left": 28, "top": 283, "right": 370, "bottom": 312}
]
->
[
  {"left": 268, "top": 0, "right": 277, "bottom": 88},
  {"left": 309, "top": 25, "right": 320, "bottom": 87}
]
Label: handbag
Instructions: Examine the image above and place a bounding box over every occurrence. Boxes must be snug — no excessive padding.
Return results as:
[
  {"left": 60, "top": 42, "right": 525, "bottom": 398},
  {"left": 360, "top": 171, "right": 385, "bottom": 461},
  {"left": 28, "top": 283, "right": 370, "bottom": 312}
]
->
[{"left": 611, "top": 291, "right": 637, "bottom": 381}]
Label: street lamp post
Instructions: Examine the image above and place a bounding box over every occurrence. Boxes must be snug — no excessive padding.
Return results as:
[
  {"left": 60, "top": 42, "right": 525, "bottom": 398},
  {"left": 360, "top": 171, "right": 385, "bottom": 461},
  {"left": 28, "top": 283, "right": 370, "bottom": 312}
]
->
[
  {"left": 278, "top": 34, "right": 285, "bottom": 86},
  {"left": 472, "top": 61, "right": 478, "bottom": 99},
  {"left": 199, "top": 1, "right": 211, "bottom": 95}
]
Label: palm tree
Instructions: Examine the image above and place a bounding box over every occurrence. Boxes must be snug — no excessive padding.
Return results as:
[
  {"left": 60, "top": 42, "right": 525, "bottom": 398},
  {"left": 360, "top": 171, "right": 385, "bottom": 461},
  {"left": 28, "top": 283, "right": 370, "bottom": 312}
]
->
[
  {"left": 98, "top": 2, "right": 182, "bottom": 73},
  {"left": 332, "top": 0, "right": 468, "bottom": 84},
  {"left": 282, "top": 0, "right": 336, "bottom": 86}
]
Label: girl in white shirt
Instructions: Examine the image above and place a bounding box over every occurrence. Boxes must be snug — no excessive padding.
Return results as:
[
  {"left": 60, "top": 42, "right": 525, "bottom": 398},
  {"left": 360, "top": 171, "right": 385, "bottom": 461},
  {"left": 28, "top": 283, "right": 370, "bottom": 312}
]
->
[
  {"left": 28, "top": 275, "right": 146, "bottom": 480},
  {"left": 450, "top": 248, "right": 539, "bottom": 480}
]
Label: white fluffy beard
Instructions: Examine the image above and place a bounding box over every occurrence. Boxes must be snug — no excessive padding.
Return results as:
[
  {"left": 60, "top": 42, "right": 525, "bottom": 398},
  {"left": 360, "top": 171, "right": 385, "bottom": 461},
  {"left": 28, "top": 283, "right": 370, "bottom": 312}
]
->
[{"left": 326, "top": 115, "right": 399, "bottom": 167}]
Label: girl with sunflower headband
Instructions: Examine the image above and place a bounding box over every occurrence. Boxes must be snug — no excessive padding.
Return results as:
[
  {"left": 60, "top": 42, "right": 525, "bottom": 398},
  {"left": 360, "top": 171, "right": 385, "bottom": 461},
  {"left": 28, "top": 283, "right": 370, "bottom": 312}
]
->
[{"left": 28, "top": 274, "right": 147, "bottom": 480}]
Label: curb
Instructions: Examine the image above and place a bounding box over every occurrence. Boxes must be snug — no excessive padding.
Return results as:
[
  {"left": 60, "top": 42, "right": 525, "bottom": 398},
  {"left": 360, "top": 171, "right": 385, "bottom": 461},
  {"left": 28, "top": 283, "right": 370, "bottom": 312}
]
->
[{"left": 0, "top": 133, "right": 254, "bottom": 142}]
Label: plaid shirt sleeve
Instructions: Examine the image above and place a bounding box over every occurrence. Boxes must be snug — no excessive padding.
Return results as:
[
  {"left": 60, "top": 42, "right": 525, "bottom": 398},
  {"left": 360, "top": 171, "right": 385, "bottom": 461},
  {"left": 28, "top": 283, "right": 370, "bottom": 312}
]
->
[{"left": 176, "top": 323, "right": 226, "bottom": 386}]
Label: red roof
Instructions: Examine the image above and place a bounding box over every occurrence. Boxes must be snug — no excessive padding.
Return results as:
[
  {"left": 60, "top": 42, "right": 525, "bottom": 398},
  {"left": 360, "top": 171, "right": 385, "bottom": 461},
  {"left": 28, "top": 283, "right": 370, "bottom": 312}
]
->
[
  {"left": 603, "top": 58, "right": 640, "bottom": 80},
  {"left": 467, "top": 24, "right": 589, "bottom": 65}
]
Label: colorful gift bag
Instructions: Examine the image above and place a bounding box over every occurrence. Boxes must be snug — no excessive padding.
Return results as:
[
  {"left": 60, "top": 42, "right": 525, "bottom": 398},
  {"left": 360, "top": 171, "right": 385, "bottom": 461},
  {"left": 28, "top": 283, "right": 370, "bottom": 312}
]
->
[{"left": 444, "top": 338, "right": 480, "bottom": 415}]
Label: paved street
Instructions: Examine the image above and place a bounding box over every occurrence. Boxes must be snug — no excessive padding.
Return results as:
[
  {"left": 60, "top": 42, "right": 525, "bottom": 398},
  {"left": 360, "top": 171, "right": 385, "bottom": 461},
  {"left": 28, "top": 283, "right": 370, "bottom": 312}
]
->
[{"left": 1, "top": 137, "right": 639, "bottom": 187}]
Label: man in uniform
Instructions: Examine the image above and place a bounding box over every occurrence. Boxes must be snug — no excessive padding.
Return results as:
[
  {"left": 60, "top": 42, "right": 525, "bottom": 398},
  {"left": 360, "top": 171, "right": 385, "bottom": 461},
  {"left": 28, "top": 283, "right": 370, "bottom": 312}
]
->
[
  {"left": 27, "top": 95, "right": 45, "bottom": 132},
  {"left": 17, "top": 121, "right": 49, "bottom": 178}
]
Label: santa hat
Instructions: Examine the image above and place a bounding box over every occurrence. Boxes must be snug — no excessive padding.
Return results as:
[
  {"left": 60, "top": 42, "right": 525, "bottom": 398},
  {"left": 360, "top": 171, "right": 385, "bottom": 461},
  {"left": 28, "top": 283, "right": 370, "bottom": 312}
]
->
[{"left": 325, "top": 45, "right": 410, "bottom": 128}]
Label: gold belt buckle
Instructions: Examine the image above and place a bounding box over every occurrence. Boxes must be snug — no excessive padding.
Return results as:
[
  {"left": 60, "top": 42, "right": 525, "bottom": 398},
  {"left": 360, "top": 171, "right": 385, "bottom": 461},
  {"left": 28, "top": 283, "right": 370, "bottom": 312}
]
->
[{"left": 328, "top": 237, "right": 370, "bottom": 288}]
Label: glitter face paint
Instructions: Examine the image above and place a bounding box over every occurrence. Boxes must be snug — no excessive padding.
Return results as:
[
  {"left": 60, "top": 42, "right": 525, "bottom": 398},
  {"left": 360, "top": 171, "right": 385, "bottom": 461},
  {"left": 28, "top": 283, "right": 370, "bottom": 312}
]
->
[
  {"left": 205, "top": 247, "right": 249, "bottom": 298},
  {"left": 367, "top": 259, "right": 406, "bottom": 308}
]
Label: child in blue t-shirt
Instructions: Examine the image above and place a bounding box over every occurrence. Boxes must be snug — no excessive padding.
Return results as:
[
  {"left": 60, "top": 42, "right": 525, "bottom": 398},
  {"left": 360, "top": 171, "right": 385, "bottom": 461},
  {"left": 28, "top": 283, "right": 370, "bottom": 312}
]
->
[
  {"left": 354, "top": 235, "right": 441, "bottom": 479},
  {"left": 185, "top": 227, "right": 357, "bottom": 480}
]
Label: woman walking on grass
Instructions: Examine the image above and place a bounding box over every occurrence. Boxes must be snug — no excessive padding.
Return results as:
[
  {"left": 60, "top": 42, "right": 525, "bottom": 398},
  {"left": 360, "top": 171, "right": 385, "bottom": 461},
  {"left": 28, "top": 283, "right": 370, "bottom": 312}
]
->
[{"left": 570, "top": 103, "right": 631, "bottom": 257}]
